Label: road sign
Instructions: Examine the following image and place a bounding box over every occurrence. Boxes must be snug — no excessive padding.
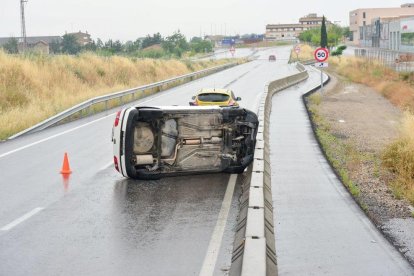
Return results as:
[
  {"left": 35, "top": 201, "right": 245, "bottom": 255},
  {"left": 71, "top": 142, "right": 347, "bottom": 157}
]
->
[
  {"left": 314, "top": 47, "right": 329, "bottom": 62},
  {"left": 315, "top": 62, "right": 329, "bottom": 68},
  {"left": 294, "top": 45, "right": 301, "bottom": 54}
]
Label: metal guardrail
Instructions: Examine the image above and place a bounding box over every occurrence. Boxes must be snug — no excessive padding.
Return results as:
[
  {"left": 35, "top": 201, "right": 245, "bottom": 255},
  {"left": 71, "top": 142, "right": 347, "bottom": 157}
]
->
[
  {"left": 230, "top": 63, "right": 310, "bottom": 276},
  {"left": 301, "top": 59, "right": 316, "bottom": 65},
  {"left": 9, "top": 62, "right": 238, "bottom": 139}
]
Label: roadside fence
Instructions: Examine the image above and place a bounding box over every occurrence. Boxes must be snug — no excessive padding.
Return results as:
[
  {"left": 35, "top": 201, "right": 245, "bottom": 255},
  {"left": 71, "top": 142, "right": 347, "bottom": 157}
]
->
[{"left": 355, "top": 48, "right": 414, "bottom": 72}]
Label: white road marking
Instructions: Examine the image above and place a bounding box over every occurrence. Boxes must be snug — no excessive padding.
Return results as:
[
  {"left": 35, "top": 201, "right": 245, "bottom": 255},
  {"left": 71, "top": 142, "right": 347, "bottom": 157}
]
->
[
  {"left": 199, "top": 174, "right": 237, "bottom": 276},
  {"left": 99, "top": 161, "right": 114, "bottom": 171},
  {"left": 0, "top": 116, "right": 111, "bottom": 159},
  {"left": 1, "top": 207, "right": 44, "bottom": 231},
  {"left": 0, "top": 89, "right": 187, "bottom": 160}
]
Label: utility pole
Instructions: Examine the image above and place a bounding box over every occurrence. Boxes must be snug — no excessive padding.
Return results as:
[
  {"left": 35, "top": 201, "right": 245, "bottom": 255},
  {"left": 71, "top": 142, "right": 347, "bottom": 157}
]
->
[{"left": 20, "top": 0, "right": 28, "bottom": 51}]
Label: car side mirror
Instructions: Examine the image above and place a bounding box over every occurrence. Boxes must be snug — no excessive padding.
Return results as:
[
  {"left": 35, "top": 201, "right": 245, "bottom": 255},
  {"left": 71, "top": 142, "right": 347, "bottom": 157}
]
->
[
  {"left": 191, "top": 96, "right": 196, "bottom": 100},
  {"left": 236, "top": 97, "right": 241, "bottom": 101}
]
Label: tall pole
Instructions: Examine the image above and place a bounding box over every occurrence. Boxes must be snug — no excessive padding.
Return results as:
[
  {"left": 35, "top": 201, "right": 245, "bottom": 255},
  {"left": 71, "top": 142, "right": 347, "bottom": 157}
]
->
[
  {"left": 321, "top": 69, "right": 324, "bottom": 92},
  {"left": 20, "top": 0, "right": 28, "bottom": 50}
]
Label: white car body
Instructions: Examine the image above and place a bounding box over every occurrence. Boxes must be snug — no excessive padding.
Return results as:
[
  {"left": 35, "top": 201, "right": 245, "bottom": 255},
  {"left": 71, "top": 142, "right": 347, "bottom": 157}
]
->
[{"left": 112, "top": 105, "right": 258, "bottom": 179}]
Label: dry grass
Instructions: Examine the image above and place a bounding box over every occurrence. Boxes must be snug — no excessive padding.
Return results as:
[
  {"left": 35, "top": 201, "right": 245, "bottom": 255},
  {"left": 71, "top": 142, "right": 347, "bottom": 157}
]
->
[
  {"left": 290, "top": 44, "right": 314, "bottom": 62},
  {"left": 0, "top": 50, "right": 230, "bottom": 139},
  {"left": 330, "top": 56, "right": 414, "bottom": 111},
  {"left": 330, "top": 56, "right": 414, "bottom": 205},
  {"left": 382, "top": 112, "right": 414, "bottom": 204},
  {"left": 308, "top": 92, "right": 361, "bottom": 198}
]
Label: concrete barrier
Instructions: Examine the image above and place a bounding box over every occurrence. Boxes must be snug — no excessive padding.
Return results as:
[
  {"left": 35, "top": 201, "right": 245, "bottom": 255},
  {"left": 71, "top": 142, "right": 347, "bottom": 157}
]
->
[{"left": 230, "top": 63, "right": 309, "bottom": 276}]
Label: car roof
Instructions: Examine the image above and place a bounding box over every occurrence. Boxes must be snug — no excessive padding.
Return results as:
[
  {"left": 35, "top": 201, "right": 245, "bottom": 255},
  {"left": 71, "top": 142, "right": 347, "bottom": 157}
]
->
[{"left": 198, "top": 88, "right": 232, "bottom": 95}]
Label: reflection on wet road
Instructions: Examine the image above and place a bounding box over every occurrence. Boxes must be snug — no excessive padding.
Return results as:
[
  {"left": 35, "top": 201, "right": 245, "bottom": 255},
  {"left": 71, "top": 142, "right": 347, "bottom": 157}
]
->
[
  {"left": 0, "top": 46, "right": 294, "bottom": 275},
  {"left": 0, "top": 168, "right": 242, "bottom": 275}
]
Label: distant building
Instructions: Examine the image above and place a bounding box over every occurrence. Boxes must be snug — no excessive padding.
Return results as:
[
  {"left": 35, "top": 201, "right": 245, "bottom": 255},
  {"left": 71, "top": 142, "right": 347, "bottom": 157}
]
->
[
  {"left": 0, "top": 36, "right": 62, "bottom": 46},
  {"left": 299, "top": 14, "right": 327, "bottom": 25},
  {"left": 19, "top": 40, "right": 49, "bottom": 54},
  {"left": 266, "top": 14, "right": 331, "bottom": 41},
  {"left": 349, "top": 4, "right": 414, "bottom": 45},
  {"left": 389, "top": 16, "right": 414, "bottom": 52},
  {"left": 359, "top": 15, "right": 414, "bottom": 52},
  {"left": 67, "top": 31, "right": 92, "bottom": 46},
  {"left": 205, "top": 35, "right": 225, "bottom": 47},
  {"left": 0, "top": 31, "right": 93, "bottom": 54},
  {"left": 0, "top": 36, "right": 62, "bottom": 54},
  {"left": 241, "top": 34, "right": 265, "bottom": 44}
]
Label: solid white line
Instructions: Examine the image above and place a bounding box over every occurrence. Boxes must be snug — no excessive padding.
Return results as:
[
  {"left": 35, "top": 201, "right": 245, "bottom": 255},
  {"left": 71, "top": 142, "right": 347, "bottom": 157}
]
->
[
  {"left": 99, "top": 161, "right": 114, "bottom": 171},
  {"left": 1, "top": 207, "right": 44, "bottom": 231},
  {"left": 0, "top": 115, "right": 112, "bottom": 159},
  {"left": 199, "top": 174, "right": 237, "bottom": 276}
]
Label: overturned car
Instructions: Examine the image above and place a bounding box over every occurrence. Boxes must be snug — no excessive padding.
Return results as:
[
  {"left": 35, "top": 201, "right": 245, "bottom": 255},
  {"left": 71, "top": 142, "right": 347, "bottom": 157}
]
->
[{"left": 112, "top": 106, "right": 259, "bottom": 179}]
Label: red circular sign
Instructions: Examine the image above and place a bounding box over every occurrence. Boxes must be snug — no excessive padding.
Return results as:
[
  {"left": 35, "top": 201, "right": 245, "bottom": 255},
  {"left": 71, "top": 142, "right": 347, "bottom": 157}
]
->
[{"left": 314, "top": 47, "right": 329, "bottom": 62}]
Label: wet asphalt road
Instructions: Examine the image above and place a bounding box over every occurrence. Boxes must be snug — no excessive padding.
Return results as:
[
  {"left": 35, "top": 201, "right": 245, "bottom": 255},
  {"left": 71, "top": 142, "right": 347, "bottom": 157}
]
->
[
  {"left": 0, "top": 47, "right": 294, "bottom": 275},
  {"left": 205, "top": 48, "right": 254, "bottom": 60},
  {"left": 270, "top": 67, "right": 414, "bottom": 275}
]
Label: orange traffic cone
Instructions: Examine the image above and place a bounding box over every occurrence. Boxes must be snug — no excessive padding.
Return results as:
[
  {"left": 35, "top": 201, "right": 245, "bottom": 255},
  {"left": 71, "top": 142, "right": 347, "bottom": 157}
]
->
[{"left": 60, "top": 152, "right": 72, "bottom": 174}]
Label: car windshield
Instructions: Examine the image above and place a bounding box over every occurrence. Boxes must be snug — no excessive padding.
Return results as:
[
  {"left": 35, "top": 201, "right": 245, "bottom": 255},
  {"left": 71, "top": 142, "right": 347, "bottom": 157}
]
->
[{"left": 198, "top": 93, "right": 230, "bottom": 102}]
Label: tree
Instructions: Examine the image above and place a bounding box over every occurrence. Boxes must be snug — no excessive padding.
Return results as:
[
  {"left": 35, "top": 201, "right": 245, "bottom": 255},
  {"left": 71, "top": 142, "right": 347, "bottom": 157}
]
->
[
  {"left": 112, "top": 40, "right": 123, "bottom": 53},
  {"left": 162, "top": 31, "right": 189, "bottom": 57},
  {"left": 49, "top": 39, "right": 61, "bottom": 54},
  {"left": 3, "top": 37, "right": 18, "bottom": 54},
  {"left": 327, "top": 24, "right": 343, "bottom": 46},
  {"left": 83, "top": 40, "right": 97, "bottom": 52},
  {"left": 342, "top": 27, "right": 352, "bottom": 40},
  {"left": 190, "top": 39, "right": 213, "bottom": 53},
  {"left": 298, "top": 31, "right": 313, "bottom": 43},
  {"left": 124, "top": 39, "right": 141, "bottom": 53},
  {"left": 61, "top": 34, "right": 81, "bottom": 54},
  {"left": 142, "top": 33, "right": 163, "bottom": 49},
  {"left": 320, "top": 16, "right": 328, "bottom": 48},
  {"left": 96, "top": 38, "right": 104, "bottom": 49}
]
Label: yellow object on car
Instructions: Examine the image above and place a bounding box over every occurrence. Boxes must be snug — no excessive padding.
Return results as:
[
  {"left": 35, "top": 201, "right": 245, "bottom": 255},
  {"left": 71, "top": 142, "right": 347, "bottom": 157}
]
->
[{"left": 189, "top": 88, "right": 241, "bottom": 107}]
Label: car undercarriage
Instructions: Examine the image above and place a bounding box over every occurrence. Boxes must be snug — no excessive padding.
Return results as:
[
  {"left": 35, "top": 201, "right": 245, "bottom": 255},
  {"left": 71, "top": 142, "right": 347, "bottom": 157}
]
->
[{"left": 122, "top": 107, "right": 258, "bottom": 179}]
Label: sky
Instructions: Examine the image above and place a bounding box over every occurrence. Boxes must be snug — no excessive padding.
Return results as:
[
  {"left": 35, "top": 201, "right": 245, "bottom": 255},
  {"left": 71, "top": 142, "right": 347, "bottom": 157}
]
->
[{"left": 0, "top": 0, "right": 408, "bottom": 41}]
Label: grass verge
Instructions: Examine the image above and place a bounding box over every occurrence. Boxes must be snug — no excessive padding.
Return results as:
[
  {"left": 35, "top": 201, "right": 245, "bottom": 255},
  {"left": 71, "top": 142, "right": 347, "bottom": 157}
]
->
[
  {"left": 307, "top": 92, "right": 363, "bottom": 199},
  {"left": 328, "top": 56, "right": 414, "bottom": 205},
  {"left": 329, "top": 56, "right": 414, "bottom": 111},
  {"left": 382, "top": 112, "right": 414, "bottom": 204},
  {"left": 320, "top": 57, "right": 414, "bottom": 205}
]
